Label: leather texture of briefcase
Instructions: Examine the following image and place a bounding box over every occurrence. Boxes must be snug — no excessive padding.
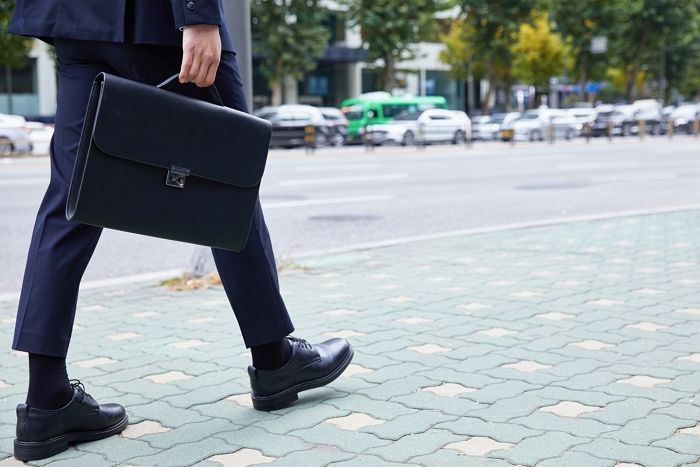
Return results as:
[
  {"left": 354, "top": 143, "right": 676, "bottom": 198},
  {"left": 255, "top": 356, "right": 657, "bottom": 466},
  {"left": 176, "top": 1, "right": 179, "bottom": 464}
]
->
[{"left": 66, "top": 72, "right": 272, "bottom": 252}]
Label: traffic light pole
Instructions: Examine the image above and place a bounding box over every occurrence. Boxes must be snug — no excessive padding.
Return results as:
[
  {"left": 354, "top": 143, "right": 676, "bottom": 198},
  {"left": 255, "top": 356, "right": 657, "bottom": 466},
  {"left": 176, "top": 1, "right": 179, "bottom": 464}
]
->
[{"left": 223, "top": 0, "right": 253, "bottom": 109}]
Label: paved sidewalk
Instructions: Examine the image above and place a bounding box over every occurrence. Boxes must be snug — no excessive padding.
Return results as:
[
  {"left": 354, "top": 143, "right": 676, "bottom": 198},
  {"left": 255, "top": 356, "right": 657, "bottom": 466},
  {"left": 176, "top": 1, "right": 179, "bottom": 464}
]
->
[{"left": 1, "top": 210, "right": 700, "bottom": 467}]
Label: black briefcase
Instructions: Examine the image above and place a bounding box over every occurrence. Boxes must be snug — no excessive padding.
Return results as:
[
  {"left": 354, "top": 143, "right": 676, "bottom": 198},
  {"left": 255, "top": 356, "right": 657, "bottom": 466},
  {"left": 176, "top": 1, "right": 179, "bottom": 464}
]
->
[{"left": 66, "top": 72, "right": 272, "bottom": 252}]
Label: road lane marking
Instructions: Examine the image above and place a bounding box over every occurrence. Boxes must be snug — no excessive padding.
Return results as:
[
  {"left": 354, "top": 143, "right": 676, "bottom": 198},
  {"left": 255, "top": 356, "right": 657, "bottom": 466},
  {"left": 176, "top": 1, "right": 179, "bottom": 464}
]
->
[
  {"left": 592, "top": 173, "right": 678, "bottom": 183},
  {"left": 556, "top": 161, "right": 639, "bottom": 170},
  {"left": 262, "top": 194, "right": 394, "bottom": 209},
  {"left": 279, "top": 173, "right": 408, "bottom": 186},
  {"left": 0, "top": 177, "right": 47, "bottom": 186},
  {"left": 292, "top": 163, "right": 382, "bottom": 172}
]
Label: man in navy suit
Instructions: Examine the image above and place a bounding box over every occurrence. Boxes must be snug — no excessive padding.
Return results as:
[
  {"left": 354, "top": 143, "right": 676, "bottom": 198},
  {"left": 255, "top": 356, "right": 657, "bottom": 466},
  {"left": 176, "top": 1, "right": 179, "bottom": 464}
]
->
[{"left": 8, "top": 1, "right": 353, "bottom": 461}]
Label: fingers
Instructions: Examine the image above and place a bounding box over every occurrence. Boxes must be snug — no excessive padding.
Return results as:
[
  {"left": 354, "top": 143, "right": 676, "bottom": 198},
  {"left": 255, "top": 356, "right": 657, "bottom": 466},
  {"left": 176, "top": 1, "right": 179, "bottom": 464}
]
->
[{"left": 179, "top": 48, "right": 193, "bottom": 83}]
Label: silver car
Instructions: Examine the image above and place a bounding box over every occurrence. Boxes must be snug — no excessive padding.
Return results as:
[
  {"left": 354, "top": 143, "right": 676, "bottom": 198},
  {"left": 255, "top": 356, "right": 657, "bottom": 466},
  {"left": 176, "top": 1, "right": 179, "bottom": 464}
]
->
[{"left": 0, "top": 113, "right": 32, "bottom": 155}]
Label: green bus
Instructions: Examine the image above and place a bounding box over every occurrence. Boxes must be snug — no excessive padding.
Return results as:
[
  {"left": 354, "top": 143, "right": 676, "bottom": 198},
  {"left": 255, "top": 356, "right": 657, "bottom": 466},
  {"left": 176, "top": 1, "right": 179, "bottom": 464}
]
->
[{"left": 340, "top": 93, "right": 448, "bottom": 142}]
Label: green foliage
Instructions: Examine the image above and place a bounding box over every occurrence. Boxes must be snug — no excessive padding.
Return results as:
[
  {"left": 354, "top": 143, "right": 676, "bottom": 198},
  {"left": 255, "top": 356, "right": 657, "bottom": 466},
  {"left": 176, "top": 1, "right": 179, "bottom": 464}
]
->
[
  {"left": 511, "top": 12, "right": 572, "bottom": 89},
  {"left": 251, "top": 0, "right": 330, "bottom": 101},
  {"left": 345, "top": 0, "right": 447, "bottom": 91},
  {"left": 0, "top": 0, "right": 33, "bottom": 68}
]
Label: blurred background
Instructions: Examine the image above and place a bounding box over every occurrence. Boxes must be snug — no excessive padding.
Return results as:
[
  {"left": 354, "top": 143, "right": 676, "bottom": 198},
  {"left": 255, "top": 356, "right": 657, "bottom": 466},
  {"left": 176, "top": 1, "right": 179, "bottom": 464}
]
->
[{"left": 0, "top": 0, "right": 699, "bottom": 293}]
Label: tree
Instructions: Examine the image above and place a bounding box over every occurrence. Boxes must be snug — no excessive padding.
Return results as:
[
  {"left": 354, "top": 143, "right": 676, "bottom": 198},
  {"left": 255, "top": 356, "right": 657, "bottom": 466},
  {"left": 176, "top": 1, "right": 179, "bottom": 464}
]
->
[
  {"left": 609, "top": 0, "right": 698, "bottom": 101},
  {"left": 251, "top": 0, "right": 330, "bottom": 105},
  {"left": 345, "top": 0, "right": 446, "bottom": 92},
  {"left": 550, "top": 0, "right": 619, "bottom": 101},
  {"left": 511, "top": 12, "right": 572, "bottom": 90},
  {"left": 447, "top": 0, "right": 537, "bottom": 114},
  {"left": 0, "top": 0, "right": 33, "bottom": 113}
]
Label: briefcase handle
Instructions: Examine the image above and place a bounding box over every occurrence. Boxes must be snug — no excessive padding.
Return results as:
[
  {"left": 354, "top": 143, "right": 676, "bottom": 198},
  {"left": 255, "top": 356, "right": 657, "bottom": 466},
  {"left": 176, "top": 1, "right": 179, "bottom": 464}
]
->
[{"left": 156, "top": 73, "right": 225, "bottom": 107}]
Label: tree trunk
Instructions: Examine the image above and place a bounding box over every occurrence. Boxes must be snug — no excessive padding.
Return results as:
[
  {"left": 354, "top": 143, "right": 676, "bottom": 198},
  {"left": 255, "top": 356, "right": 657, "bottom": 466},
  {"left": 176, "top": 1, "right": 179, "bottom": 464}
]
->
[
  {"left": 578, "top": 53, "right": 588, "bottom": 101},
  {"left": 270, "top": 80, "right": 283, "bottom": 106},
  {"left": 383, "top": 55, "right": 395, "bottom": 92},
  {"left": 481, "top": 60, "right": 495, "bottom": 115}
]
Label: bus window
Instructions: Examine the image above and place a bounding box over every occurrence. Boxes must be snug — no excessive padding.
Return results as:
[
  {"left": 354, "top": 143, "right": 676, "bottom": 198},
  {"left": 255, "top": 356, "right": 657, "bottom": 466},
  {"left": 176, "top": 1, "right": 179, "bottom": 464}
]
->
[
  {"left": 382, "top": 104, "right": 413, "bottom": 118},
  {"left": 341, "top": 105, "right": 365, "bottom": 120}
]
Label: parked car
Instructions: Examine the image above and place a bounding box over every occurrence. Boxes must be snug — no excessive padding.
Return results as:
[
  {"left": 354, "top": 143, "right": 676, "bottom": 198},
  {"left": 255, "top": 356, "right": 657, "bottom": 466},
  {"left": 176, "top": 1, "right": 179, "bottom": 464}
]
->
[
  {"left": 473, "top": 112, "right": 520, "bottom": 140},
  {"left": 365, "top": 108, "right": 471, "bottom": 146},
  {"left": 611, "top": 105, "right": 638, "bottom": 136},
  {"left": 511, "top": 107, "right": 577, "bottom": 142},
  {"left": 318, "top": 107, "right": 349, "bottom": 146},
  {"left": 25, "top": 122, "right": 54, "bottom": 155},
  {"left": 632, "top": 99, "right": 663, "bottom": 135},
  {"left": 669, "top": 103, "right": 700, "bottom": 134},
  {"left": 254, "top": 105, "right": 333, "bottom": 148},
  {"left": 0, "top": 113, "right": 32, "bottom": 155},
  {"left": 566, "top": 108, "right": 598, "bottom": 135}
]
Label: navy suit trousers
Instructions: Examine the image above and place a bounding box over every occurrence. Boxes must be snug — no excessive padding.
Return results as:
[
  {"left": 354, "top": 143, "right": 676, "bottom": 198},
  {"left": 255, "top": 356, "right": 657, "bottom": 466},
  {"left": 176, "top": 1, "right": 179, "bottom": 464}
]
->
[{"left": 13, "top": 39, "right": 294, "bottom": 358}]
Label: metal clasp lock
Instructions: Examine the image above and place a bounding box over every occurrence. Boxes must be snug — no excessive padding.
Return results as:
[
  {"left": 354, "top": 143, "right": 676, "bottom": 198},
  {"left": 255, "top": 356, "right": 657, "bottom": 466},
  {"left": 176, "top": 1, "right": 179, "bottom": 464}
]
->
[{"left": 166, "top": 165, "right": 190, "bottom": 188}]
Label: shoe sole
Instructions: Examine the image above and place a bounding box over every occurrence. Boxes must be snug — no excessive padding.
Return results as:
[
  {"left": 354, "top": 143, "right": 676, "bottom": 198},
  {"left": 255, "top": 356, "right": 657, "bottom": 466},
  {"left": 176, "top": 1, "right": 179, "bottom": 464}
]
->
[
  {"left": 251, "top": 345, "right": 355, "bottom": 411},
  {"left": 13, "top": 414, "right": 128, "bottom": 461}
]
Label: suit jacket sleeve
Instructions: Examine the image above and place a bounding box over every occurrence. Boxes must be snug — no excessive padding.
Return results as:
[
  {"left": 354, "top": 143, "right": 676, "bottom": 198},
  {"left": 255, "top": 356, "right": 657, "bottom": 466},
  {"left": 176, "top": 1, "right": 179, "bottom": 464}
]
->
[{"left": 170, "top": 0, "right": 225, "bottom": 29}]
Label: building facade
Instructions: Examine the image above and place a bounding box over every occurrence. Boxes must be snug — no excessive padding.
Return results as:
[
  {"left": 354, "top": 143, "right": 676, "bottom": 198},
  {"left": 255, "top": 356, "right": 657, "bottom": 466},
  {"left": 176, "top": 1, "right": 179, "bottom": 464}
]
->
[{"left": 0, "top": 39, "right": 56, "bottom": 119}]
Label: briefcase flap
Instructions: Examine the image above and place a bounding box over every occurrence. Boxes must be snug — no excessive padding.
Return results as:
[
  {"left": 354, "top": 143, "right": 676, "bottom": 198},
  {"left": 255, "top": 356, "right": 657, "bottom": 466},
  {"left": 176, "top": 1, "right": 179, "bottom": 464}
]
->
[{"left": 91, "top": 73, "right": 271, "bottom": 188}]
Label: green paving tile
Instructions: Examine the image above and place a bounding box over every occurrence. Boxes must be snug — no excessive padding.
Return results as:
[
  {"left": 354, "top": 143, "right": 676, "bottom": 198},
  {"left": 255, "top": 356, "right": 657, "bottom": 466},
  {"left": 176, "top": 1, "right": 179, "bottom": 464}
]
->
[
  {"left": 601, "top": 414, "right": 696, "bottom": 445},
  {"left": 573, "top": 438, "right": 697, "bottom": 467},
  {"left": 213, "top": 426, "right": 311, "bottom": 457},
  {"left": 491, "top": 431, "right": 590, "bottom": 465},
  {"left": 365, "top": 428, "right": 462, "bottom": 463},
  {"left": 268, "top": 445, "right": 355, "bottom": 467},
  {"left": 125, "top": 437, "right": 236, "bottom": 466},
  {"left": 77, "top": 436, "right": 158, "bottom": 463}
]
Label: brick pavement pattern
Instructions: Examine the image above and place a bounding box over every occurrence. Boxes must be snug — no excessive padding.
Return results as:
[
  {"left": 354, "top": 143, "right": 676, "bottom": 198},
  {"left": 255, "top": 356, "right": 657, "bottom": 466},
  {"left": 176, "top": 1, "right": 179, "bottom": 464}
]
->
[{"left": 1, "top": 211, "right": 699, "bottom": 466}]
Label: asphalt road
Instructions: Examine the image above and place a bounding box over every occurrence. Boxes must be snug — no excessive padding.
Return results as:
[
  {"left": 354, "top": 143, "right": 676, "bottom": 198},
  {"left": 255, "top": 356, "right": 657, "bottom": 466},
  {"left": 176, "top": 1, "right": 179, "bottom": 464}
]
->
[{"left": 1, "top": 136, "right": 699, "bottom": 293}]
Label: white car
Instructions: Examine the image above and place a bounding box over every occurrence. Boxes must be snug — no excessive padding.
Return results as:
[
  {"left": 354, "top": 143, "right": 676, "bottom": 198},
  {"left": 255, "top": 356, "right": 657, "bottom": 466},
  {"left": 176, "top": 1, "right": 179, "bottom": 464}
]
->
[
  {"left": 670, "top": 103, "right": 700, "bottom": 134},
  {"left": 473, "top": 112, "right": 520, "bottom": 140},
  {"left": 367, "top": 109, "right": 471, "bottom": 146},
  {"left": 566, "top": 108, "right": 598, "bottom": 135},
  {"left": 512, "top": 107, "right": 578, "bottom": 141},
  {"left": 26, "top": 122, "right": 54, "bottom": 155},
  {"left": 0, "top": 113, "right": 32, "bottom": 155}
]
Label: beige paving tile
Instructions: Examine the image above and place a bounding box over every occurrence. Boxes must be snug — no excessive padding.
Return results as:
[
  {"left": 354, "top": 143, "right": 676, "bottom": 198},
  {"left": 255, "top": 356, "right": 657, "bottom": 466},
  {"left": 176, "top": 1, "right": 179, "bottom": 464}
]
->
[
  {"left": 487, "top": 280, "right": 515, "bottom": 286},
  {"left": 587, "top": 299, "right": 623, "bottom": 306},
  {"left": 396, "top": 317, "right": 433, "bottom": 325},
  {"left": 0, "top": 457, "right": 26, "bottom": 466},
  {"left": 121, "top": 420, "right": 171, "bottom": 439},
  {"left": 534, "top": 312, "right": 574, "bottom": 321},
  {"left": 625, "top": 322, "right": 669, "bottom": 332},
  {"left": 567, "top": 340, "right": 614, "bottom": 350},
  {"left": 106, "top": 332, "right": 142, "bottom": 341},
  {"left": 186, "top": 316, "right": 220, "bottom": 324},
  {"left": 73, "top": 357, "right": 117, "bottom": 368},
  {"left": 420, "top": 383, "right": 477, "bottom": 397},
  {"left": 322, "top": 308, "right": 357, "bottom": 316},
  {"left": 445, "top": 437, "right": 514, "bottom": 456},
  {"left": 407, "top": 344, "right": 451, "bottom": 354},
  {"left": 477, "top": 328, "right": 517, "bottom": 337},
  {"left": 226, "top": 393, "right": 253, "bottom": 407},
  {"left": 386, "top": 296, "right": 415, "bottom": 303},
  {"left": 615, "top": 463, "right": 644, "bottom": 467},
  {"left": 169, "top": 339, "right": 208, "bottom": 349},
  {"left": 130, "top": 310, "right": 160, "bottom": 318},
  {"left": 677, "top": 308, "right": 700, "bottom": 315},
  {"left": 538, "top": 401, "right": 601, "bottom": 417},
  {"left": 501, "top": 360, "right": 552, "bottom": 373},
  {"left": 557, "top": 280, "right": 583, "bottom": 286},
  {"left": 678, "top": 423, "right": 700, "bottom": 436},
  {"left": 208, "top": 448, "right": 276, "bottom": 466},
  {"left": 325, "top": 413, "right": 385, "bottom": 431},
  {"left": 633, "top": 288, "right": 664, "bottom": 295},
  {"left": 616, "top": 375, "right": 671, "bottom": 387},
  {"left": 144, "top": 370, "right": 193, "bottom": 384},
  {"left": 340, "top": 364, "right": 374, "bottom": 378},
  {"left": 678, "top": 353, "right": 700, "bottom": 363},
  {"left": 0, "top": 380, "right": 9, "bottom": 389},
  {"left": 510, "top": 291, "right": 542, "bottom": 298},
  {"left": 458, "top": 303, "right": 492, "bottom": 311}
]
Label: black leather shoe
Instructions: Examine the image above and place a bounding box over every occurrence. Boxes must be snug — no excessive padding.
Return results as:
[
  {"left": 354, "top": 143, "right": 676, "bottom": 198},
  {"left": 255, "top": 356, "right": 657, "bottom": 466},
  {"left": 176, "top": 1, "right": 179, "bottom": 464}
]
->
[
  {"left": 248, "top": 336, "right": 354, "bottom": 411},
  {"left": 14, "top": 380, "right": 128, "bottom": 461}
]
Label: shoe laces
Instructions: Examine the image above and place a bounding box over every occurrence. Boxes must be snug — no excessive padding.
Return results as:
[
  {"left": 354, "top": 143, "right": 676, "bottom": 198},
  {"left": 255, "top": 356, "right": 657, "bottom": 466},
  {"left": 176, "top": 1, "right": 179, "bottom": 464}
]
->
[
  {"left": 70, "top": 379, "right": 90, "bottom": 402},
  {"left": 287, "top": 336, "right": 313, "bottom": 349}
]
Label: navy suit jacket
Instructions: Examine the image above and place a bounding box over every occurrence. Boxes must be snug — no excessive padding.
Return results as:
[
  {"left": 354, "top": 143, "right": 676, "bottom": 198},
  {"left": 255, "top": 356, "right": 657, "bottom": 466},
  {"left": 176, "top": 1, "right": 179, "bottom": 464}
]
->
[{"left": 9, "top": 0, "right": 235, "bottom": 52}]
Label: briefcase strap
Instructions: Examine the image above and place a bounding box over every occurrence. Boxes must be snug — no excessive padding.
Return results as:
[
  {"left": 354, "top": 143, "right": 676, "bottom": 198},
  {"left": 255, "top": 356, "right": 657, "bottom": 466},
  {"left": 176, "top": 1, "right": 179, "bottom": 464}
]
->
[{"left": 156, "top": 73, "right": 224, "bottom": 107}]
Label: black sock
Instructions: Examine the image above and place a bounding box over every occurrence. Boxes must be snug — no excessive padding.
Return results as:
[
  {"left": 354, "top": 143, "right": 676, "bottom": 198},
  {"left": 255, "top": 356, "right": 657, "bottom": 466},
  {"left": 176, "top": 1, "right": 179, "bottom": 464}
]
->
[
  {"left": 251, "top": 339, "right": 292, "bottom": 370},
  {"left": 26, "top": 354, "right": 73, "bottom": 410}
]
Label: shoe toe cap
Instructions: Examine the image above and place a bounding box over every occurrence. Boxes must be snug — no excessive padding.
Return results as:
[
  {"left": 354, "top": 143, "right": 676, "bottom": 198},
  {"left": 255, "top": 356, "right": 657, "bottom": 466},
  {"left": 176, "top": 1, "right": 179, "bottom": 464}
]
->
[
  {"left": 318, "top": 337, "right": 353, "bottom": 362},
  {"left": 101, "top": 403, "right": 127, "bottom": 423}
]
